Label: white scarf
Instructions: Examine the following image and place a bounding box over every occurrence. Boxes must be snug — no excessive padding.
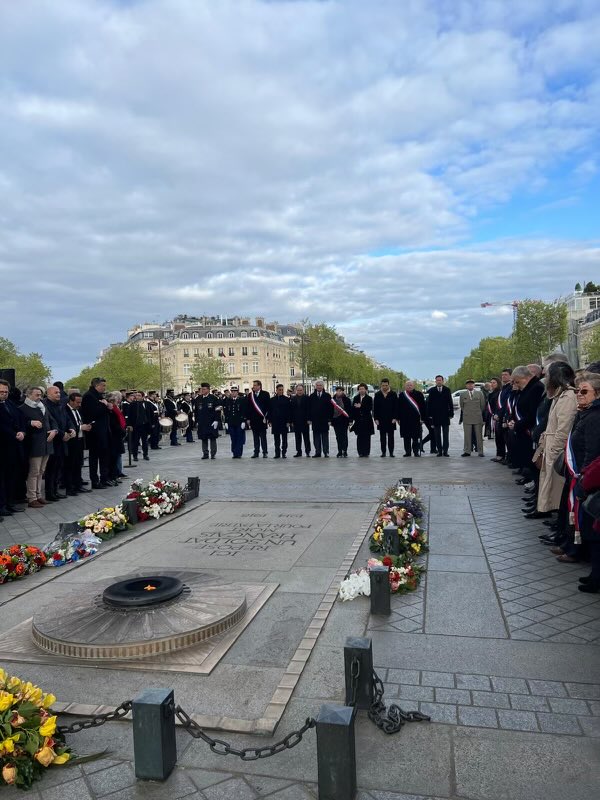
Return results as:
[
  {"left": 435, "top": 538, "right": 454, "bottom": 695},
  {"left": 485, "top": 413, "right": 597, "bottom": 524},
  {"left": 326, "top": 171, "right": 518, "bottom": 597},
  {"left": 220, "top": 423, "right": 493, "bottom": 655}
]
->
[{"left": 25, "top": 397, "right": 46, "bottom": 414}]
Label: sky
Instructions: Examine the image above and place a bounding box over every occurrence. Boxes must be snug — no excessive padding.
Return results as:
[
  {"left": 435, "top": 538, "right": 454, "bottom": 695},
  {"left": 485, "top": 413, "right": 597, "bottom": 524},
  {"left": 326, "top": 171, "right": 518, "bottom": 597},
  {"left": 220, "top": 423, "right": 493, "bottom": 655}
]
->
[{"left": 1, "top": 0, "right": 599, "bottom": 381}]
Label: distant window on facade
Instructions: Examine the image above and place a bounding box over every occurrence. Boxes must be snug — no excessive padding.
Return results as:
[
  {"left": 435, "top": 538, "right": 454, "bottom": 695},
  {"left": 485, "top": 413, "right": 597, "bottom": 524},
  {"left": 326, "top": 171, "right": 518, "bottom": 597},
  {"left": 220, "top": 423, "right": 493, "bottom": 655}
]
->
[
  {"left": 242, "top": 362, "right": 249, "bottom": 374},
  {"left": 252, "top": 361, "right": 259, "bottom": 373}
]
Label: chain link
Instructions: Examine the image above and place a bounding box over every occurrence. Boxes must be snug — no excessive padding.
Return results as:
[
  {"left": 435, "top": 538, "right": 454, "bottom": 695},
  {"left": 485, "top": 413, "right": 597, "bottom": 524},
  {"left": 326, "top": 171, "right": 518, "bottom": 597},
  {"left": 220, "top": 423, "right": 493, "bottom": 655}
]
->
[
  {"left": 174, "top": 705, "right": 316, "bottom": 761},
  {"left": 57, "top": 701, "right": 133, "bottom": 735},
  {"left": 368, "top": 670, "right": 430, "bottom": 734}
]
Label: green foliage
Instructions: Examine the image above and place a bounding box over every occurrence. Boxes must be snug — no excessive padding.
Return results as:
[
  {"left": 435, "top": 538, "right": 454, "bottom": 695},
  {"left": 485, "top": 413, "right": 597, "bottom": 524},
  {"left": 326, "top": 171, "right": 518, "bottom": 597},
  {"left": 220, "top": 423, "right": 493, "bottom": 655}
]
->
[
  {"left": 584, "top": 281, "right": 599, "bottom": 294},
  {"left": 66, "top": 346, "right": 165, "bottom": 392},
  {"left": 301, "top": 323, "right": 408, "bottom": 390},
  {"left": 448, "top": 299, "right": 568, "bottom": 389},
  {"left": 512, "top": 299, "right": 567, "bottom": 364},
  {"left": 0, "top": 337, "right": 52, "bottom": 390},
  {"left": 189, "top": 353, "right": 227, "bottom": 388},
  {"left": 575, "top": 282, "right": 582, "bottom": 292},
  {"left": 582, "top": 327, "right": 600, "bottom": 365}
]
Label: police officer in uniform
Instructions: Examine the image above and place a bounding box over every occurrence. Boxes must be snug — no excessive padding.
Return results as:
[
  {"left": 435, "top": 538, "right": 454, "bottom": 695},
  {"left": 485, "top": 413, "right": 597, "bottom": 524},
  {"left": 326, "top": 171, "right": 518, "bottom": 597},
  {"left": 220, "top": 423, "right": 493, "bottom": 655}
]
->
[
  {"left": 195, "top": 382, "right": 221, "bottom": 459},
  {"left": 177, "top": 392, "right": 195, "bottom": 443},
  {"left": 223, "top": 386, "right": 247, "bottom": 458}
]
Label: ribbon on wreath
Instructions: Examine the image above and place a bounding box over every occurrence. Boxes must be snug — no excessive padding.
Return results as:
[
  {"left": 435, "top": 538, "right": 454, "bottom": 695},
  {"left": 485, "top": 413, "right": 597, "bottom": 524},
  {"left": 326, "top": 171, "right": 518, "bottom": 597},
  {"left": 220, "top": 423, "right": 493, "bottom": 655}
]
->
[{"left": 565, "top": 432, "right": 583, "bottom": 543}]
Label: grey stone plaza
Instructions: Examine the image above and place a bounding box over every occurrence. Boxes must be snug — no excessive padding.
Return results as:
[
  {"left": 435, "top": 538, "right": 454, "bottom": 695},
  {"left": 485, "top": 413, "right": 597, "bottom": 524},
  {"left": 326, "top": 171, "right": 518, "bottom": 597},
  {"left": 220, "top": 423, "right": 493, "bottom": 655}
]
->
[{"left": 1, "top": 424, "right": 599, "bottom": 799}]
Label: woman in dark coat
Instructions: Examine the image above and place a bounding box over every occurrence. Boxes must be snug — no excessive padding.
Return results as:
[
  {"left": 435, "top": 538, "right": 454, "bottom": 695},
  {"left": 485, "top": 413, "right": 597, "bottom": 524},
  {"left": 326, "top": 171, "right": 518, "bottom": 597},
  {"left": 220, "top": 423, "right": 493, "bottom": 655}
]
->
[
  {"left": 351, "top": 384, "right": 374, "bottom": 457},
  {"left": 107, "top": 391, "right": 127, "bottom": 482}
]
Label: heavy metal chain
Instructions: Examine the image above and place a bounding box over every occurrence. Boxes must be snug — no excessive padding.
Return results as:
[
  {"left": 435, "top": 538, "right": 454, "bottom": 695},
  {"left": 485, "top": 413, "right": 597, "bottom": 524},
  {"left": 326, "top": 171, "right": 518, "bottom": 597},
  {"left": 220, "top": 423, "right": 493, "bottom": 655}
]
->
[
  {"left": 174, "top": 705, "right": 316, "bottom": 761},
  {"left": 368, "top": 670, "right": 430, "bottom": 734},
  {"left": 349, "top": 656, "right": 360, "bottom": 706},
  {"left": 57, "top": 701, "right": 133, "bottom": 735}
]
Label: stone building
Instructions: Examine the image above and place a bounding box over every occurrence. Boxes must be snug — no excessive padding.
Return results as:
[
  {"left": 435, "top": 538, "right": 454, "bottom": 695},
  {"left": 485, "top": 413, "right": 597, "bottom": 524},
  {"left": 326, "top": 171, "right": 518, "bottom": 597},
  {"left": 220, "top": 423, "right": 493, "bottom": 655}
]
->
[
  {"left": 127, "top": 316, "right": 303, "bottom": 393},
  {"left": 563, "top": 289, "right": 600, "bottom": 367}
]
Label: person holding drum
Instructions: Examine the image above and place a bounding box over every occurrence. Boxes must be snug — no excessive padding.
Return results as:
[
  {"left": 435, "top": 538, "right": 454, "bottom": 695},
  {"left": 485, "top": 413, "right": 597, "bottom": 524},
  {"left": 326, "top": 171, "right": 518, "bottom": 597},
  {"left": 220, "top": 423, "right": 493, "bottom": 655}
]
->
[
  {"left": 163, "top": 390, "right": 179, "bottom": 446},
  {"left": 177, "top": 393, "right": 195, "bottom": 443}
]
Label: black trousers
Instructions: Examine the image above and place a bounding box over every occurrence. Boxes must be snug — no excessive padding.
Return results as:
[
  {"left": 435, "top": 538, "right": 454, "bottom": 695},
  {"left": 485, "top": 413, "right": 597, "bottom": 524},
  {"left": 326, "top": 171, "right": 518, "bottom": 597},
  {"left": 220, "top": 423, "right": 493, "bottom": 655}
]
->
[
  {"left": 379, "top": 429, "right": 395, "bottom": 455},
  {"left": 334, "top": 424, "right": 349, "bottom": 454},
  {"left": 294, "top": 428, "right": 311, "bottom": 454},
  {"left": 403, "top": 434, "right": 420, "bottom": 456},
  {"left": 132, "top": 425, "right": 149, "bottom": 458},
  {"left": 0, "top": 446, "right": 25, "bottom": 506},
  {"left": 494, "top": 423, "right": 505, "bottom": 458},
  {"left": 356, "top": 432, "right": 371, "bottom": 456},
  {"left": 253, "top": 428, "right": 268, "bottom": 454},
  {"left": 200, "top": 436, "right": 217, "bottom": 457},
  {"left": 274, "top": 431, "right": 288, "bottom": 455},
  {"left": 44, "top": 451, "right": 64, "bottom": 497},
  {"left": 64, "top": 439, "right": 84, "bottom": 491},
  {"left": 149, "top": 422, "right": 160, "bottom": 449},
  {"left": 434, "top": 424, "right": 449, "bottom": 455},
  {"left": 313, "top": 429, "right": 329, "bottom": 455},
  {"left": 88, "top": 441, "right": 109, "bottom": 483}
]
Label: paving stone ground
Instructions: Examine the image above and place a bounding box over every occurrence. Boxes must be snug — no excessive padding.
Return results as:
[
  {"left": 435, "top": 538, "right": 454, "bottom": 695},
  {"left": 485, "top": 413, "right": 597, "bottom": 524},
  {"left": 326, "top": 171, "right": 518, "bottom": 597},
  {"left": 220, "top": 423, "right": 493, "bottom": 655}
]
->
[{"left": 1, "top": 424, "right": 599, "bottom": 799}]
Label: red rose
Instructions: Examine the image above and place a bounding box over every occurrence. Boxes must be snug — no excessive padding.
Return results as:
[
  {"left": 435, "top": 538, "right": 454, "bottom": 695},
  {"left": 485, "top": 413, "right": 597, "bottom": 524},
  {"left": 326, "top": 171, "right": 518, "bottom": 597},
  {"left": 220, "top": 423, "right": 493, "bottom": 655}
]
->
[
  {"left": 53, "top": 554, "right": 62, "bottom": 561},
  {"left": 382, "top": 556, "right": 393, "bottom": 567},
  {"left": 14, "top": 563, "right": 25, "bottom": 575}
]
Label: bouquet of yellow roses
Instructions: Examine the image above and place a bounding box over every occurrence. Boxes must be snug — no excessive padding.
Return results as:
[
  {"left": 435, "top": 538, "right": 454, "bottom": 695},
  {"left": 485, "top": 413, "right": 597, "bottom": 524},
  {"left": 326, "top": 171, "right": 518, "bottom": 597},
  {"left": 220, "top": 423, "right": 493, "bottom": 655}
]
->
[{"left": 0, "top": 668, "right": 71, "bottom": 790}]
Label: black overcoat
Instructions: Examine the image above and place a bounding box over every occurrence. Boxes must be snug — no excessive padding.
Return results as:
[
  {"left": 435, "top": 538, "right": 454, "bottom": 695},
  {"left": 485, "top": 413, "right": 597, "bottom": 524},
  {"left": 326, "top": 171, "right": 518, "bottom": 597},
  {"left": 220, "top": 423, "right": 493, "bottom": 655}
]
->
[
  {"left": 270, "top": 395, "right": 291, "bottom": 434},
  {"left": 308, "top": 391, "right": 333, "bottom": 433},
  {"left": 426, "top": 386, "right": 454, "bottom": 425},
  {"left": 397, "top": 390, "right": 425, "bottom": 437},
  {"left": 373, "top": 390, "right": 398, "bottom": 432},
  {"left": 351, "top": 394, "right": 374, "bottom": 436}
]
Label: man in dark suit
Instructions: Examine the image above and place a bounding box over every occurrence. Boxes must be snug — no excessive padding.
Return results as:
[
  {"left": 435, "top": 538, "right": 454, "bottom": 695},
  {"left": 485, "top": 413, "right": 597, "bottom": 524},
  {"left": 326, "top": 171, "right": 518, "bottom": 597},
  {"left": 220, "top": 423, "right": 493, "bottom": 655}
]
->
[
  {"left": 81, "top": 377, "right": 112, "bottom": 488},
  {"left": 397, "top": 380, "right": 426, "bottom": 457},
  {"left": 246, "top": 380, "right": 271, "bottom": 457},
  {"left": 126, "top": 391, "right": 150, "bottom": 461},
  {"left": 44, "top": 384, "right": 75, "bottom": 500},
  {"left": 290, "top": 385, "right": 311, "bottom": 457},
  {"left": 373, "top": 378, "right": 398, "bottom": 457},
  {"left": 308, "top": 380, "right": 333, "bottom": 457},
  {"left": 507, "top": 365, "right": 545, "bottom": 473},
  {"left": 270, "top": 384, "right": 291, "bottom": 458},
  {"left": 426, "top": 375, "right": 454, "bottom": 457},
  {"left": 64, "top": 391, "right": 93, "bottom": 494}
]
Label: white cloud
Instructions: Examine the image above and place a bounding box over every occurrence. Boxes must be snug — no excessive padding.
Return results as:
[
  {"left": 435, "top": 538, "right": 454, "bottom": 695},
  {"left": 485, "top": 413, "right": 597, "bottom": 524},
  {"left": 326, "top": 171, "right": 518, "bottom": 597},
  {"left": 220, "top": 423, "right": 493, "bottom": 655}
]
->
[{"left": 0, "top": 0, "right": 598, "bottom": 380}]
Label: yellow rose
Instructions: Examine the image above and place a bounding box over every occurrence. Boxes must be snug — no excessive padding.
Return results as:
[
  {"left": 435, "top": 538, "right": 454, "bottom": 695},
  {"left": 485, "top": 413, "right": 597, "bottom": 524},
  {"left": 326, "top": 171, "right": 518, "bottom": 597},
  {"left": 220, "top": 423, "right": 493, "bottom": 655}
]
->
[
  {"left": 0, "top": 667, "right": 7, "bottom": 684},
  {"left": 7, "top": 676, "right": 21, "bottom": 691},
  {"left": 35, "top": 746, "right": 56, "bottom": 767},
  {"left": 0, "top": 691, "right": 14, "bottom": 712},
  {"left": 42, "top": 693, "right": 56, "bottom": 709},
  {"left": 52, "top": 752, "right": 70, "bottom": 765},
  {"left": 39, "top": 715, "right": 57, "bottom": 738},
  {"left": 2, "top": 764, "right": 17, "bottom": 784},
  {"left": 0, "top": 735, "right": 19, "bottom": 754}
]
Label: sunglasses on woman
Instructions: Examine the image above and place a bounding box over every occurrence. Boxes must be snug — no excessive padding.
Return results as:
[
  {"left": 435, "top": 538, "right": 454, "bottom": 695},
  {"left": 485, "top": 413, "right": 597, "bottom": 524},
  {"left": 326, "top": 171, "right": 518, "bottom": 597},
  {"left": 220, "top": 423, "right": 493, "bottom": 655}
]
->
[{"left": 575, "top": 389, "right": 590, "bottom": 395}]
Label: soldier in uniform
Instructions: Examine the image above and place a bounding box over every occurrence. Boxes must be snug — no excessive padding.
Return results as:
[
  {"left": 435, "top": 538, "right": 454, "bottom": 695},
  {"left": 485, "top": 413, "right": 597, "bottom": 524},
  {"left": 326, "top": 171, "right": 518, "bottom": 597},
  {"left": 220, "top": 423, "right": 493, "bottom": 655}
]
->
[
  {"left": 194, "top": 382, "right": 221, "bottom": 459},
  {"left": 223, "top": 386, "right": 247, "bottom": 458},
  {"left": 163, "top": 390, "right": 180, "bottom": 446},
  {"left": 177, "top": 392, "right": 195, "bottom": 443}
]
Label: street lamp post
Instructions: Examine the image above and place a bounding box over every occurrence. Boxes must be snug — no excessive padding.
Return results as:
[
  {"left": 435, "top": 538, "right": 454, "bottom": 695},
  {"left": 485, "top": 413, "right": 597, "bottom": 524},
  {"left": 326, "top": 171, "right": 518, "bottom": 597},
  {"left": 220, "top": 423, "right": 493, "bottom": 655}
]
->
[{"left": 272, "top": 374, "right": 277, "bottom": 393}]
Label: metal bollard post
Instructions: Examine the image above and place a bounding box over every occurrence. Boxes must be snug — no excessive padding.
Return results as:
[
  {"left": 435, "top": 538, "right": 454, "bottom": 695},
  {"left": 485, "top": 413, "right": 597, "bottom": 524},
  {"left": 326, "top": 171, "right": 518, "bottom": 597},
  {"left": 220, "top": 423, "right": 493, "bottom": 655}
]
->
[
  {"left": 123, "top": 498, "right": 138, "bottom": 525},
  {"left": 317, "top": 704, "right": 356, "bottom": 800},
  {"left": 124, "top": 430, "right": 134, "bottom": 468},
  {"left": 132, "top": 688, "right": 177, "bottom": 781},
  {"left": 383, "top": 525, "right": 400, "bottom": 556},
  {"left": 187, "top": 476, "right": 200, "bottom": 498},
  {"left": 344, "top": 637, "right": 373, "bottom": 709},
  {"left": 370, "top": 565, "right": 391, "bottom": 616}
]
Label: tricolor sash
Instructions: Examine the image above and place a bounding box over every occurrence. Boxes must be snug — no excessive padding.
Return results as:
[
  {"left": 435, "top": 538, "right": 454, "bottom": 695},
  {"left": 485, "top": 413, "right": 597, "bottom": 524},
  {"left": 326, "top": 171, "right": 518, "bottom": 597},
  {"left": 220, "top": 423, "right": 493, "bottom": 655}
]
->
[
  {"left": 403, "top": 391, "right": 421, "bottom": 416},
  {"left": 331, "top": 398, "right": 349, "bottom": 418},
  {"left": 565, "top": 432, "right": 583, "bottom": 542},
  {"left": 250, "top": 392, "right": 266, "bottom": 421},
  {"left": 487, "top": 401, "right": 495, "bottom": 434}
]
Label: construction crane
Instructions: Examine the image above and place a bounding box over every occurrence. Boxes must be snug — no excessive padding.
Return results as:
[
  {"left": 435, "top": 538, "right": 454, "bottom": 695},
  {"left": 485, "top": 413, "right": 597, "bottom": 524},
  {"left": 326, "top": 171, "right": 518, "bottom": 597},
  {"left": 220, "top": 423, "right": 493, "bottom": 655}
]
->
[{"left": 480, "top": 300, "right": 520, "bottom": 330}]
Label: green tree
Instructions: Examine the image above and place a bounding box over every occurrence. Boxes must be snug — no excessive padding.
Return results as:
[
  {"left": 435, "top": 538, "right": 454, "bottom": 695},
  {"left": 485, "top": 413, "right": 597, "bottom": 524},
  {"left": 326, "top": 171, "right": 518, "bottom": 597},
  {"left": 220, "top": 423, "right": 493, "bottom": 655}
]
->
[
  {"left": 575, "top": 282, "right": 582, "bottom": 292},
  {"left": 67, "top": 346, "right": 165, "bottom": 392},
  {"left": 0, "top": 337, "right": 52, "bottom": 389},
  {"left": 512, "top": 299, "right": 567, "bottom": 364},
  {"left": 582, "top": 327, "right": 600, "bottom": 365},
  {"left": 189, "top": 354, "right": 227, "bottom": 388},
  {"left": 584, "top": 281, "right": 599, "bottom": 294}
]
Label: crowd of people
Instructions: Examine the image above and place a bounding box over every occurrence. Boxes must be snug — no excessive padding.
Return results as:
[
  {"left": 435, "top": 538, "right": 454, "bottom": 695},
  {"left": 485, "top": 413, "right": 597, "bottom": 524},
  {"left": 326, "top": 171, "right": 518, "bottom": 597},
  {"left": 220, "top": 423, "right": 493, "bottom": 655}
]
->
[
  {"left": 1, "top": 361, "right": 600, "bottom": 593},
  {"left": 484, "top": 353, "right": 600, "bottom": 595}
]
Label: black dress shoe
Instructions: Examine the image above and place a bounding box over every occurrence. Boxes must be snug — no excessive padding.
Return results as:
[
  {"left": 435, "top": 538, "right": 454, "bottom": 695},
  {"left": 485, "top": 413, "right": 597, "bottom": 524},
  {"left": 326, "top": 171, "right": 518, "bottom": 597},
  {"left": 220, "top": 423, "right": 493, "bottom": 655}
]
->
[
  {"left": 578, "top": 583, "right": 600, "bottom": 593},
  {"left": 77, "top": 487, "right": 92, "bottom": 493},
  {"left": 0, "top": 508, "right": 13, "bottom": 516},
  {"left": 81, "top": 480, "right": 89, "bottom": 486},
  {"left": 201, "top": 454, "right": 209, "bottom": 460},
  {"left": 516, "top": 478, "right": 528, "bottom": 485},
  {"left": 143, "top": 455, "right": 150, "bottom": 461},
  {"left": 389, "top": 453, "right": 395, "bottom": 457},
  {"left": 461, "top": 453, "right": 471, "bottom": 457},
  {"left": 7, "top": 506, "right": 25, "bottom": 513},
  {"left": 579, "top": 575, "right": 593, "bottom": 584},
  {"left": 525, "top": 511, "right": 552, "bottom": 519},
  {"left": 251, "top": 453, "right": 259, "bottom": 458},
  {"left": 312, "top": 454, "right": 321, "bottom": 458},
  {"left": 66, "top": 490, "right": 79, "bottom": 496},
  {"left": 263, "top": 453, "right": 268, "bottom": 458},
  {"left": 294, "top": 452, "right": 302, "bottom": 457},
  {"left": 44, "top": 496, "right": 57, "bottom": 503},
  {"left": 274, "top": 454, "right": 280, "bottom": 459}
]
